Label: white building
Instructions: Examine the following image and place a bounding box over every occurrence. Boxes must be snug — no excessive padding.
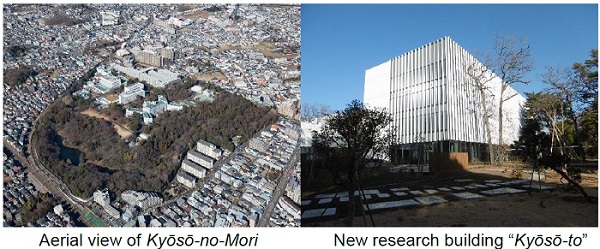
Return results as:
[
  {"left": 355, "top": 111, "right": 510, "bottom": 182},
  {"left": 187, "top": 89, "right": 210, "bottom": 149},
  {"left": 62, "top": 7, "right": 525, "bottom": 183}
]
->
[
  {"left": 111, "top": 63, "right": 180, "bottom": 88},
  {"left": 278, "top": 196, "right": 300, "bottom": 220},
  {"left": 142, "top": 113, "right": 153, "bottom": 125},
  {"left": 196, "top": 139, "right": 222, "bottom": 160},
  {"left": 186, "top": 150, "right": 215, "bottom": 169},
  {"left": 140, "top": 68, "right": 181, "bottom": 88},
  {"left": 180, "top": 159, "right": 208, "bottom": 179},
  {"left": 176, "top": 171, "right": 197, "bottom": 189},
  {"left": 103, "top": 204, "right": 120, "bottom": 219},
  {"left": 53, "top": 205, "right": 64, "bottom": 216},
  {"left": 143, "top": 95, "right": 168, "bottom": 115},
  {"left": 119, "top": 82, "right": 145, "bottom": 104},
  {"left": 121, "top": 190, "right": 163, "bottom": 210},
  {"left": 93, "top": 189, "right": 110, "bottom": 207},
  {"left": 364, "top": 37, "right": 525, "bottom": 162}
]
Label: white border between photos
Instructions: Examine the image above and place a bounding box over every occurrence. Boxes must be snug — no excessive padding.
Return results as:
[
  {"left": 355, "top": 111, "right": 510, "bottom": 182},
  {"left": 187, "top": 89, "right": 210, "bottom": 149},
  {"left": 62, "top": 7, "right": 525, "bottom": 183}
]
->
[{"left": 1, "top": 1, "right": 598, "bottom": 249}]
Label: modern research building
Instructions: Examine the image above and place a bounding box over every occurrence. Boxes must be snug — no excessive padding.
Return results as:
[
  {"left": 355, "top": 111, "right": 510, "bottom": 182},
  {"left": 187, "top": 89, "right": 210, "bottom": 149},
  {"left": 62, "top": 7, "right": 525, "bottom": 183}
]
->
[{"left": 364, "top": 37, "right": 525, "bottom": 162}]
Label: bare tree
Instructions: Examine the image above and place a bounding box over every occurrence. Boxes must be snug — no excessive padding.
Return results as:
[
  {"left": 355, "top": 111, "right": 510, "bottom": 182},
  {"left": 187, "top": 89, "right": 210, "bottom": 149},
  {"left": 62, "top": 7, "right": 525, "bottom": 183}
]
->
[
  {"left": 486, "top": 34, "right": 534, "bottom": 162},
  {"left": 526, "top": 92, "right": 567, "bottom": 155},
  {"left": 465, "top": 62, "right": 495, "bottom": 164},
  {"left": 543, "top": 66, "right": 585, "bottom": 159},
  {"left": 301, "top": 102, "right": 332, "bottom": 121}
]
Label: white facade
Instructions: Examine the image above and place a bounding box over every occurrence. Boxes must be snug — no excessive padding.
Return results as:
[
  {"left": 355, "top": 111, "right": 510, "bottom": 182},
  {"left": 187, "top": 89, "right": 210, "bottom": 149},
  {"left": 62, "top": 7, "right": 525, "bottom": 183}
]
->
[
  {"left": 93, "top": 189, "right": 110, "bottom": 207},
  {"left": 121, "top": 190, "right": 163, "bottom": 210},
  {"left": 181, "top": 159, "right": 208, "bottom": 179},
  {"left": 176, "top": 171, "right": 197, "bottom": 189},
  {"left": 364, "top": 37, "right": 525, "bottom": 155},
  {"left": 186, "top": 150, "right": 215, "bottom": 169},
  {"left": 196, "top": 139, "right": 222, "bottom": 160},
  {"left": 119, "top": 83, "right": 145, "bottom": 104},
  {"left": 111, "top": 63, "right": 180, "bottom": 88}
]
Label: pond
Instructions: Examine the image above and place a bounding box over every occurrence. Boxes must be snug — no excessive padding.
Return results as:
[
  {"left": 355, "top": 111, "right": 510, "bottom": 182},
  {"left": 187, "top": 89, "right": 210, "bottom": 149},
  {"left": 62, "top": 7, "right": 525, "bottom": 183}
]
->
[{"left": 55, "top": 135, "right": 82, "bottom": 166}]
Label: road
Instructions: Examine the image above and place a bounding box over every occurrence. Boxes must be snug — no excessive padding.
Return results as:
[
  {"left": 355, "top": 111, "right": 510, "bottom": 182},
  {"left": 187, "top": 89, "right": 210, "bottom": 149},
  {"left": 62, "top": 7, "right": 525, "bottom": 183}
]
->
[
  {"left": 4, "top": 139, "right": 96, "bottom": 227},
  {"left": 257, "top": 138, "right": 300, "bottom": 227}
]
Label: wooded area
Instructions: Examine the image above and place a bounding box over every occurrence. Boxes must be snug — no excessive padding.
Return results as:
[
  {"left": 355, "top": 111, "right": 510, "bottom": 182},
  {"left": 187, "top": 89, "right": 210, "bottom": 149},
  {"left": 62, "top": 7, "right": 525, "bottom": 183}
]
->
[{"left": 33, "top": 86, "right": 277, "bottom": 198}]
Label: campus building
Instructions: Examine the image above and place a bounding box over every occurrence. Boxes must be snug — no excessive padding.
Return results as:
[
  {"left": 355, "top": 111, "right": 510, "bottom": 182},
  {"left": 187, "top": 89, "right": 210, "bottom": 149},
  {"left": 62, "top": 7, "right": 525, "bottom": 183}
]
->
[
  {"left": 121, "top": 190, "right": 163, "bottom": 210},
  {"left": 364, "top": 37, "right": 525, "bottom": 162},
  {"left": 119, "top": 82, "right": 145, "bottom": 104}
]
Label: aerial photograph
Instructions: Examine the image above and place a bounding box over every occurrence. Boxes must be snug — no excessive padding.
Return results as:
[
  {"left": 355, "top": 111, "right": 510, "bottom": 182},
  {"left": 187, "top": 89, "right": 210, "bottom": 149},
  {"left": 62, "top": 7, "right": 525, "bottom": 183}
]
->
[
  {"left": 3, "top": 4, "right": 300, "bottom": 227},
  {"left": 300, "top": 4, "right": 598, "bottom": 227}
]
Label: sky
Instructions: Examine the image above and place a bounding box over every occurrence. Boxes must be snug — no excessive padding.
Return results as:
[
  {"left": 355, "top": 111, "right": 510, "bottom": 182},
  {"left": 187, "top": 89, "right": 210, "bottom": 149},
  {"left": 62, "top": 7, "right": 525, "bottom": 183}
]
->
[{"left": 301, "top": 4, "right": 598, "bottom": 111}]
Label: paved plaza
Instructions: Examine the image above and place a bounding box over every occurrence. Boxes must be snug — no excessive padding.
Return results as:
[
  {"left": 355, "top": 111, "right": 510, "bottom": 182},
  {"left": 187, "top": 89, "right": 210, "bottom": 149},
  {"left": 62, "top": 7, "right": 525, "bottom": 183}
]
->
[{"left": 301, "top": 178, "right": 556, "bottom": 220}]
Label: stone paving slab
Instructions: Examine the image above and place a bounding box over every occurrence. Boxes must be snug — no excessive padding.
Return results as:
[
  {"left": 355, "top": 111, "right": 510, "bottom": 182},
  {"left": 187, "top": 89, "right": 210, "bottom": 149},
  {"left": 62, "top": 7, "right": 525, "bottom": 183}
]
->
[
  {"left": 480, "top": 187, "right": 526, "bottom": 195},
  {"left": 464, "top": 185, "right": 479, "bottom": 189},
  {"left": 485, "top": 183, "right": 500, "bottom": 187},
  {"left": 415, "top": 196, "right": 447, "bottom": 205},
  {"left": 301, "top": 200, "right": 312, "bottom": 206},
  {"left": 355, "top": 189, "right": 380, "bottom": 196},
  {"left": 390, "top": 187, "right": 410, "bottom": 191},
  {"left": 409, "top": 190, "right": 424, "bottom": 195},
  {"left": 424, "top": 189, "right": 438, "bottom": 194},
  {"left": 455, "top": 179, "right": 474, "bottom": 182},
  {"left": 438, "top": 187, "right": 452, "bottom": 192},
  {"left": 508, "top": 179, "right": 530, "bottom": 185},
  {"left": 363, "top": 199, "right": 419, "bottom": 211},
  {"left": 394, "top": 191, "right": 407, "bottom": 196},
  {"left": 318, "top": 198, "right": 333, "bottom": 204},
  {"left": 475, "top": 184, "right": 489, "bottom": 188},
  {"left": 453, "top": 192, "right": 485, "bottom": 199},
  {"left": 451, "top": 186, "right": 466, "bottom": 190},
  {"left": 302, "top": 208, "right": 336, "bottom": 219},
  {"left": 339, "top": 196, "right": 349, "bottom": 202},
  {"left": 315, "top": 193, "right": 338, "bottom": 198},
  {"left": 521, "top": 184, "right": 556, "bottom": 190},
  {"left": 485, "top": 179, "right": 503, "bottom": 183},
  {"left": 377, "top": 193, "right": 391, "bottom": 198}
]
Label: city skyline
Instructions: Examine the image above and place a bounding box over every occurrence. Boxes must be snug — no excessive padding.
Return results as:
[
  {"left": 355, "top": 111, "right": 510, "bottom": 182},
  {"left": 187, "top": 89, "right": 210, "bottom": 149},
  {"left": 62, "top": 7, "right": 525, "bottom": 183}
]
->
[{"left": 301, "top": 4, "right": 598, "bottom": 111}]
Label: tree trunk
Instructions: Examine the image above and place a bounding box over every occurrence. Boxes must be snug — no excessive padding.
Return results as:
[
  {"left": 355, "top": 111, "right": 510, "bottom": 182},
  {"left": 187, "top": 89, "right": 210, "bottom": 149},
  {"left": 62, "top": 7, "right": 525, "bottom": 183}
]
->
[
  {"left": 346, "top": 168, "right": 356, "bottom": 226},
  {"left": 480, "top": 89, "right": 495, "bottom": 165},
  {"left": 568, "top": 106, "right": 585, "bottom": 160},
  {"left": 550, "top": 165, "right": 594, "bottom": 203},
  {"left": 498, "top": 85, "right": 506, "bottom": 164}
]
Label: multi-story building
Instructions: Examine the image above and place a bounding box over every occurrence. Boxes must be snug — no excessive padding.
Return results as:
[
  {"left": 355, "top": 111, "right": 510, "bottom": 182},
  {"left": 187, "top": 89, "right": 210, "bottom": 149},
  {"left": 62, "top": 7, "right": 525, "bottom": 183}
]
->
[
  {"left": 364, "top": 37, "right": 525, "bottom": 162},
  {"left": 180, "top": 159, "right": 208, "bottom": 179},
  {"left": 186, "top": 150, "right": 216, "bottom": 169},
  {"left": 111, "top": 63, "right": 180, "bottom": 89},
  {"left": 121, "top": 190, "right": 163, "bottom": 210},
  {"left": 119, "top": 82, "right": 145, "bottom": 104},
  {"left": 139, "top": 68, "right": 181, "bottom": 88},
  {"left": 142, "top": 95, "right": 168, "bottom": 115},
  {"left": 196, "top": 139, "right": 223, "bottom": 160},
  {"left": 93, "top": 189, "right": 110, "bottom": 207},
  {"left": 176, "top": 171, "right": 197, "bottom": 189},
  {"left": 278, "top": 196, "right": 301, "bottom": 220},
  {"left": 142, "top": 112, "right": 153, "bottom": 125},
  {"left": 135, "top": 50, "right": 163, "bottom": 67}
]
